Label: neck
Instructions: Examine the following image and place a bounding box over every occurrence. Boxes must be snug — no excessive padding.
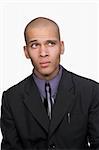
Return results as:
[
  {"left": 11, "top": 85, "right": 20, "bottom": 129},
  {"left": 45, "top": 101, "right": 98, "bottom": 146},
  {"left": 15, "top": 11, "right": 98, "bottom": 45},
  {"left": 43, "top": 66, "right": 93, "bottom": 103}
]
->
[{"left": 34, "top": 66, "right": 60, "bottom": 81}]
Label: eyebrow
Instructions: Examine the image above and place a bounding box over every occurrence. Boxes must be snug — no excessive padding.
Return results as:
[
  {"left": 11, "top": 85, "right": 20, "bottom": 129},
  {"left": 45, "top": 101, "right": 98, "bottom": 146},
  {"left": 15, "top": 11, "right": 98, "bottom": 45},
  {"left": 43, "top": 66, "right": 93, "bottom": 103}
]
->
[
  {"left": 28, "top": 39, "right": 58, "bottom": 45},
  {"left": 28, "top": 40, "right": 38, "bottom": 44},
  {"left": 46, "top": 40, "right": 57, "bottom": 43}
]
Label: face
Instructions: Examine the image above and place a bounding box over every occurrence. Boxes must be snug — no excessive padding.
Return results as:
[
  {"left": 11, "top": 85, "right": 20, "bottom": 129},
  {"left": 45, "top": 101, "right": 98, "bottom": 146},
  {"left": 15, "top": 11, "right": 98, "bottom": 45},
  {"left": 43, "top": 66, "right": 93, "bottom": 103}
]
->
[{"left": 24, "top": 25, "right": 64, "bottom": 80}]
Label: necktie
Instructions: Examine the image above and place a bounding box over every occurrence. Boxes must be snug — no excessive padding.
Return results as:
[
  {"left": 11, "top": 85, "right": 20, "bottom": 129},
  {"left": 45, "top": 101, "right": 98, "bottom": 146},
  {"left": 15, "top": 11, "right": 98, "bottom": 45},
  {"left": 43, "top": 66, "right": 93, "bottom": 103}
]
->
[{"left": 44, "top": 82, "right": 52, "bottom": 119}]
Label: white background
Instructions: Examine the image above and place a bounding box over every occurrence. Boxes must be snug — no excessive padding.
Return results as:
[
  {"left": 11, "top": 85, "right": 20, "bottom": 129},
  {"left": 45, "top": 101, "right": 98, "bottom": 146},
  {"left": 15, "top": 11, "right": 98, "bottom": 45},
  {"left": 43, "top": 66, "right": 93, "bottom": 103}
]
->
[{"left": 0, "top": 0, "right": 99, "bottom": 142}]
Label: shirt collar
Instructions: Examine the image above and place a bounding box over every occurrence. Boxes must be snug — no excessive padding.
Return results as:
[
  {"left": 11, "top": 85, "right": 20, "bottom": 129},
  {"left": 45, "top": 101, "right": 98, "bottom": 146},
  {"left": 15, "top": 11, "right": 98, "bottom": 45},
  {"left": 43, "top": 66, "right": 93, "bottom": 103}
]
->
[{"left": 33, "top": 65, "right": 63, "bottom": 98}]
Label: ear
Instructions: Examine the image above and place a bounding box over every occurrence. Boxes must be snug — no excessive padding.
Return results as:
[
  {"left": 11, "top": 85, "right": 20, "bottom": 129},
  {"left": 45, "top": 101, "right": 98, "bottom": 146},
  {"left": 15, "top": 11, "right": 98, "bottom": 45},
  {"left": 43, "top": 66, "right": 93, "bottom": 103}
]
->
[
  {"left": 60, "top": 41, "right": 64, "bottom": 54},
  {"left": 23, "top": 46, "right": 30, "bottom": 59}
]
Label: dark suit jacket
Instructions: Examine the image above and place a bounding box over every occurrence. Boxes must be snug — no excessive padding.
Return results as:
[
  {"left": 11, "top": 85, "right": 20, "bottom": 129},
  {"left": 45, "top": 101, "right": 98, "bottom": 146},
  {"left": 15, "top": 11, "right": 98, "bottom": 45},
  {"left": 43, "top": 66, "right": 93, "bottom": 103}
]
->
[{"left": 1, "top": 68, "right": 99, "bottom": 150}]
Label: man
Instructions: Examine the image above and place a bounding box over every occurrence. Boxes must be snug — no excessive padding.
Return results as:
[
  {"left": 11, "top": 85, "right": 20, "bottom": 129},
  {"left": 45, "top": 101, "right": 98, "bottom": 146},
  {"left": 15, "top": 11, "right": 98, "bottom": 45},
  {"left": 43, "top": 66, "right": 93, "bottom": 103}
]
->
[{"left": 1, "top": 17, "right": 99, "bottom": 150}]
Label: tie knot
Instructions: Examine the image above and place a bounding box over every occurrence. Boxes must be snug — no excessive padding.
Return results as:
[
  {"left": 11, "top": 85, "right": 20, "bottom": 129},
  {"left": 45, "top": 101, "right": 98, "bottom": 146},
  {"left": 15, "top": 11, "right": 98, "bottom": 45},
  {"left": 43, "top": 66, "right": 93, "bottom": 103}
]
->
[
  {"left": 45, "top": 82, "right": 51, "bottom": 93},
  {"left": 45, "top": 82, "right": 50, "bottom": 87}
]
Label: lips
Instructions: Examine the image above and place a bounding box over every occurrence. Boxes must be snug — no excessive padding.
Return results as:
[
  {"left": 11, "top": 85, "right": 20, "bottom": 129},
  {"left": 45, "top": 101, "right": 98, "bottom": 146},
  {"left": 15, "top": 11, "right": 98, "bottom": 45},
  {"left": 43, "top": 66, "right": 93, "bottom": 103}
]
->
[{"left": 40, "top": 61, "right": 50, "bottom": 68}]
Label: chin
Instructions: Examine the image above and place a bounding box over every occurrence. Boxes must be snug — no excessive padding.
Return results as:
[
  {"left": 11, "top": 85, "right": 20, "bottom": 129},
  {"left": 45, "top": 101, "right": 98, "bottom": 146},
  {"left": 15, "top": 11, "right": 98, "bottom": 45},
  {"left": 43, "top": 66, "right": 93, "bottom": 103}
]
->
[
  {"left": 39, "top": 69, "right": 53, "bottom": 76},
  {"left": 40, "top": 71, "right": 52, "bottom": 76},
  {"left": 39, "top": 67, "right": 51, "bottom": 72}
]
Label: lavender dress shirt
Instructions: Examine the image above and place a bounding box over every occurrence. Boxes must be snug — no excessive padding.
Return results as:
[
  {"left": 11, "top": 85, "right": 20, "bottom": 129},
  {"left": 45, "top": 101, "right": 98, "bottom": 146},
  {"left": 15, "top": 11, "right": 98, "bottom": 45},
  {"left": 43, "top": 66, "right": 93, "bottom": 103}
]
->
[{"left": 33, "top": 65, "right": 63, "bottom": 104}]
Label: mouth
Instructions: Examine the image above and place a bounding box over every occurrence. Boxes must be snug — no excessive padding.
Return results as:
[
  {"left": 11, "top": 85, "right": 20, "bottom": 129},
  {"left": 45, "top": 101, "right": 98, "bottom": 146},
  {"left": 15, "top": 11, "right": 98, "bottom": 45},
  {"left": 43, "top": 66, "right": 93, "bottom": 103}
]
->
[{"left": 39, "top": 61, "right": 50, "bottom": 68}]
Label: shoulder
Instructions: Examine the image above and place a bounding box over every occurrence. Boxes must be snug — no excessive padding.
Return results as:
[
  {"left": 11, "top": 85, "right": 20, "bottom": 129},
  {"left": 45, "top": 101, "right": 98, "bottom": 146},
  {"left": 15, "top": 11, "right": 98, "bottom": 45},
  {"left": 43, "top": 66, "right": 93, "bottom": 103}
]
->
[
  {"left": 62, "top": 67, "right": 99, "bottom": 90},
  {"left": 3, "top": 74, "right": 33, "bottom": 95},
  {"left": 71, "top": 71, "right": 98, "bottom": 86}
]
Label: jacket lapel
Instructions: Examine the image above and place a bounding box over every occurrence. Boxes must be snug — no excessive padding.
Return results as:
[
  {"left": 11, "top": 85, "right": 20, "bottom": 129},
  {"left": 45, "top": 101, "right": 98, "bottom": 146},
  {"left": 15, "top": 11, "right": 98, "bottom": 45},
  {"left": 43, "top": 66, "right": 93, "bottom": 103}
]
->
[
  {"left": 23, "top": 75, "right": 49, "bottom": 133},
  {"left": 22, "top": 69, "right": 77, "bottom": 137},
  {"left": 49, "top": 68, "right": 77, "bottom": 137}
]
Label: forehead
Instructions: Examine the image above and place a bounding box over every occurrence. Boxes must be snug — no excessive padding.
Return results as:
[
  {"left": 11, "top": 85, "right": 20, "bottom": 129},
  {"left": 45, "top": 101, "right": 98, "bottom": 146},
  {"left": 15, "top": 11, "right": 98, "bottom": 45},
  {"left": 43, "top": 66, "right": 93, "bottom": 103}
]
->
[{"left": 26, "top": 25, "right": 59, "bottom": 43}]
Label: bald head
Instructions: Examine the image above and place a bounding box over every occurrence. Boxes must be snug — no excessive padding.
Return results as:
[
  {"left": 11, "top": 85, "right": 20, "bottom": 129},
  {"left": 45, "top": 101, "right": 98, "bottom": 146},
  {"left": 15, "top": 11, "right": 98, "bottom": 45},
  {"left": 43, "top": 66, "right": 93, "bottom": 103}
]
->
[{"left": 24, "top": 17, "right": 61, "bottom": 44}]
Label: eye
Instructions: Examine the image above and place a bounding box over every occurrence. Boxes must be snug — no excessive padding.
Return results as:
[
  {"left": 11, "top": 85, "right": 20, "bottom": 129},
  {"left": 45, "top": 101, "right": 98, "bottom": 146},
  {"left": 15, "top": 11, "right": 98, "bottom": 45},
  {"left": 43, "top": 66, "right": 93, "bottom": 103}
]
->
[
  {"left": 31, "top": 43, "right": 39, "bottom": 49},
  {"left": 47, "top": 41, "right": 56, "bottom": 47}
]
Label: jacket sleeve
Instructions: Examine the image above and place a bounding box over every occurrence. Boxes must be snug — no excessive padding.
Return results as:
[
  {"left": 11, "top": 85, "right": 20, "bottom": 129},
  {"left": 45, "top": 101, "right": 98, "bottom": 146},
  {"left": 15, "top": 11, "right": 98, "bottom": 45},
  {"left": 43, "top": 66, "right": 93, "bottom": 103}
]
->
[
  {"left": 1, "top": 91, "right": 23, "bottom": 150},
  {"left": 88, "top": 82, "right": 99, "bottom": 150}
]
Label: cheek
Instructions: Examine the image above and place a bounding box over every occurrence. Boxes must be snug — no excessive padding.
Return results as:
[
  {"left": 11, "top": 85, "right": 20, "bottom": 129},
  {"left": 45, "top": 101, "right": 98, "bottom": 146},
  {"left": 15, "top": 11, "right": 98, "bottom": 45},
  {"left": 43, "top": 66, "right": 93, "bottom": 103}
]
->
[
  {"left": 28, "top": 54, "right": 39, "bottom": 66},
  {"left": 31, "top": 58, "right": 39, "bottom": 65},
  {"left": 51, "top": 51, "right": 61, "bottom": 62},
  {"left": 29, "top": 51, "right": 39, "bottom": 61}
]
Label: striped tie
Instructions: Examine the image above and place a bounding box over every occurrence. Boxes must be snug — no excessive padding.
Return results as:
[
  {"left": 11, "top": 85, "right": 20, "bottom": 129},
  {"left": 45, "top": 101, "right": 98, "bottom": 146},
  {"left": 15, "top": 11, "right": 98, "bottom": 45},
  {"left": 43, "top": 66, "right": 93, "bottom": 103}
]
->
[{"left": 44, "top": 82, "right": 52, "bottom": 119}]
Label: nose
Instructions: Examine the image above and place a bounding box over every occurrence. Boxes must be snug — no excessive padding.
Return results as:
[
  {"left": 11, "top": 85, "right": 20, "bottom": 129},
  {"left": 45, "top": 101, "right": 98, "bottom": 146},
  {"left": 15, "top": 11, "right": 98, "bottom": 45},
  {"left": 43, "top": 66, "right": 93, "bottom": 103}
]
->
[{"left": 40, "top": 45, "right": 48, "bottom": 57}]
